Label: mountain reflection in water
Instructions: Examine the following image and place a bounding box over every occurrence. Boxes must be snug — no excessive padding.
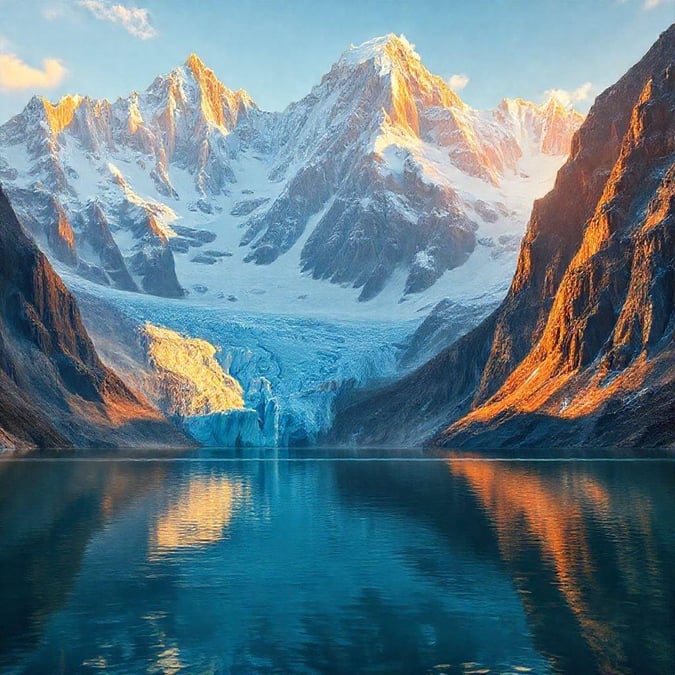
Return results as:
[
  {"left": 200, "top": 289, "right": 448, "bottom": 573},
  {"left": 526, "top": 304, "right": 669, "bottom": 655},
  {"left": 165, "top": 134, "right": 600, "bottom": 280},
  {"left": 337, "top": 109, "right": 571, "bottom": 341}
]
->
[{"left": 0, "top": 452, "right": 673, "bottom": 674}]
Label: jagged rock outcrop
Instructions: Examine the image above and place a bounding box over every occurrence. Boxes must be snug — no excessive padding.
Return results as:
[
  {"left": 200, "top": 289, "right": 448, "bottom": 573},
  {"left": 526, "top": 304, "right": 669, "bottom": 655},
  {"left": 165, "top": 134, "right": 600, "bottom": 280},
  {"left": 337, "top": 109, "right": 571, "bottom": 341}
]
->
[
  {"left": 0, "top": 187, "right": 189, "bottom": 450},
  {"left": 330, "top": 24, "right": 675, "bottom": 448},
  {"left": 81, "top": 201, "right": 138, "bottom": 291}
]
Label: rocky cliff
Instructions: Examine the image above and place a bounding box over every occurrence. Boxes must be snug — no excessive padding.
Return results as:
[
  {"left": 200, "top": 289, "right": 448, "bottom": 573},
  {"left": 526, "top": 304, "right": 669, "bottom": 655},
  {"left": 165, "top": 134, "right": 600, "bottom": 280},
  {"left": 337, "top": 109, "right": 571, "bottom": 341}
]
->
[{"left": 0, "top": 187, "right": 188, "bottom": 450}]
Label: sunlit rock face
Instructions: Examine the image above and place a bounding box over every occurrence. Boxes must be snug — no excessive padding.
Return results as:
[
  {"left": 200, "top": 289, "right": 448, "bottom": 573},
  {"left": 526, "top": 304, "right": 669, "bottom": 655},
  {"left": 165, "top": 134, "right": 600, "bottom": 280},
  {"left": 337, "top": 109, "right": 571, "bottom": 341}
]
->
[
  {"left": 0, "top": 189, "right": 187, "bottom": 450},
  {"left": 442, "top": 30, "right": 675, "bottom": 447},
  {"left": 330, "top": 25, "right": 675, "bottom": 448},
  {"left": 0, "top": 36, "right": 580, "bottom": 308},
  {"left": 141, "top": 323, "right": 245, "bottom": 416}
]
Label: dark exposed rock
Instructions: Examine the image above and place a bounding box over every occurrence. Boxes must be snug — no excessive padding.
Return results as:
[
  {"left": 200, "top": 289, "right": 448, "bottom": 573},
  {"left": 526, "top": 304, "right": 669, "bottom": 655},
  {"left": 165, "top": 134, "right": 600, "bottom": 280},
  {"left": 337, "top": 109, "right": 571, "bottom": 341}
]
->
[
  {"left": 172, "top": 225, "right": 217, "bottom": 243},
  {"left": 82, "top": 202, "right": 138, "bottom": 292},
  {"left": 473, "top": 199, "right": 500, "bottom": 223},
  {"left": 230, "top": 197, "right": 270, "bottom": 216},
  {"left": 130, "top": 246, "right": 184, "bottom": 298},
  {"left": 191, "top": 254, "right": 218, "bottom": 265},
  {"left": 203, "top": 249, "right": 232, "bottom": 257}
]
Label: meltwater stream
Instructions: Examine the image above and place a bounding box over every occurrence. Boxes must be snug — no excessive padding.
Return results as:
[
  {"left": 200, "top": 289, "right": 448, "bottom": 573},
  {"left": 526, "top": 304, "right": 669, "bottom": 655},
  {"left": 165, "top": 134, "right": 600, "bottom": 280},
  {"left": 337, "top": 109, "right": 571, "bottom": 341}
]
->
[{"left": 0, "top": 451, "right": 673, "bottom": 674}]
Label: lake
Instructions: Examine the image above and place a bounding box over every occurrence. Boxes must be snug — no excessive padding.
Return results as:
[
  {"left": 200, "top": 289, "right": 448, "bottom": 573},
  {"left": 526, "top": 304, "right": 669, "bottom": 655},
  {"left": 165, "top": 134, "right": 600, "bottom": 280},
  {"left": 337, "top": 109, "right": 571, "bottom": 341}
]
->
[{"left": 1, "top": 450, "right": 673, "bottom": 674}]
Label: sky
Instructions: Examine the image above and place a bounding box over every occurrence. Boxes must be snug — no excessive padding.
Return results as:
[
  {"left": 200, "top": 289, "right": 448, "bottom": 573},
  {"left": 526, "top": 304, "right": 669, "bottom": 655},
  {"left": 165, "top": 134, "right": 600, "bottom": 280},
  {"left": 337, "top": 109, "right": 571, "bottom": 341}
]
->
[{"left": 0, "top": 0, "right": 673, "bottom": 123}]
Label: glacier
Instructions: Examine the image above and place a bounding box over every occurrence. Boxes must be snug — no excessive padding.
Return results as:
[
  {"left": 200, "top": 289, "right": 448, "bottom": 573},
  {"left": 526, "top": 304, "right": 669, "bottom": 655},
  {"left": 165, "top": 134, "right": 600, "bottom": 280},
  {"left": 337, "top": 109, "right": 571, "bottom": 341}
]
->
[{"left": 65, "top": 273, "right": 412, "bottom": 447}]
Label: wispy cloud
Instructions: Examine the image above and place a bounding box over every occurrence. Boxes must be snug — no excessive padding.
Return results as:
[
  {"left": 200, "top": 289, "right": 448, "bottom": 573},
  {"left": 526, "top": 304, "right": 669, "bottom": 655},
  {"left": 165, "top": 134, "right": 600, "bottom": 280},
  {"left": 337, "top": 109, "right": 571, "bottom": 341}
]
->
[
  {"left": 544, "top": 81, "right": 593, "bottom": 108},
  {"left": 42, "top": 4, "right": 68, "bottom": 20},
  {"left": 78, "top": 0, "right": 157, "bottom": 40},
  {"left": 447, "top": 73, "right": 469, "bottom": 91},
  {"left": 643, "top": 0, "right": 674, "bottom": 8},
  {"left": 0, "top": 53, "right": 66, "bottom": 91},
  {"left": 618, "top": 0, "right": 674, "bottom": 9}
]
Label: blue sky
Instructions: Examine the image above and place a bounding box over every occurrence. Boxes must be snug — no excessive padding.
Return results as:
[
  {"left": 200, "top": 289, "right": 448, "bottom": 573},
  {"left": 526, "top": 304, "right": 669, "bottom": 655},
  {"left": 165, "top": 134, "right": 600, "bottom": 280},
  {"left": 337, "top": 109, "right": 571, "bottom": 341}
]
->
[{"left": 0, "top": 0, "right": 672, "bottom": 123}]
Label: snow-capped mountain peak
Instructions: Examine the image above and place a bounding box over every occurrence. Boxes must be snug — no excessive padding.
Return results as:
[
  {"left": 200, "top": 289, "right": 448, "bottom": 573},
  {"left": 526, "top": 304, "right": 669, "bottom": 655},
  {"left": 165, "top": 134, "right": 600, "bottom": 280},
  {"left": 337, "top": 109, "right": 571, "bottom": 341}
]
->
[
  {"left": 496, "top": 97, "right": 584, "bottom": 155},
  {"left": 143, "top": 54, "right": 256, "bottom": 137},
  {"left": 341, "top": 33, "right": 419, "bottom": 70},
  {"left": 334, "top": 34, "right": 464, "bottom": 120},
  {"left": 182, "top": 52, "right": 256, "bottom": 130}
]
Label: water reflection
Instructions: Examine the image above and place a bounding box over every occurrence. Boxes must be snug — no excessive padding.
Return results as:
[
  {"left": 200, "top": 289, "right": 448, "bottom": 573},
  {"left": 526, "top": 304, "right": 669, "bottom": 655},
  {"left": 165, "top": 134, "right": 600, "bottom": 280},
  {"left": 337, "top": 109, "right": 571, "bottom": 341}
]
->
[
  {"left": 150, "top": 475, "right": 250, "bottom": 558},
  {"left": 0, "top": 454, "right": 672, "bottom": 674},
  {"left": 0, "top": 460, "right": 167, "bottom": 667},
  {"left": 447, "top": 459, "right": 675, "bottom": 674}
]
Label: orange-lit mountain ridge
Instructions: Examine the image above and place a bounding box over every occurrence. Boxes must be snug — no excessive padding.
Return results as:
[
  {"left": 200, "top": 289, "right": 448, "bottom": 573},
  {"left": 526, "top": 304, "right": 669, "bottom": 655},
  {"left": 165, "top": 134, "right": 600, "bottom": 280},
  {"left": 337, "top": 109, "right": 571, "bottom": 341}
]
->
[{"left": 0, "top": 188, "right": 189, "bottom": 450}]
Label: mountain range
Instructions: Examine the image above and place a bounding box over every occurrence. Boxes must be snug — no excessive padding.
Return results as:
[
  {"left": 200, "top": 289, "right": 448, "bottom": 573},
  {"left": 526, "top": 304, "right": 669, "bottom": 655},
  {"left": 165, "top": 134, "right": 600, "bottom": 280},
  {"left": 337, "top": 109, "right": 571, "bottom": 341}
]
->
[{"left": 0, "top": 34, "right": 580, "bottom": 319}]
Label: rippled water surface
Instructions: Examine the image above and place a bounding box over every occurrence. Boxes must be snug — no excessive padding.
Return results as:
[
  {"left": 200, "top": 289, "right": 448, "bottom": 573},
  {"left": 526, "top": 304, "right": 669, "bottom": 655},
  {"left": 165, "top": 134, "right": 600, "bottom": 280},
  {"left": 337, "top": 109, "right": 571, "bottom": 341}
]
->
[{"left": 0, "top": 451, "right": 673, "bottom": 674}]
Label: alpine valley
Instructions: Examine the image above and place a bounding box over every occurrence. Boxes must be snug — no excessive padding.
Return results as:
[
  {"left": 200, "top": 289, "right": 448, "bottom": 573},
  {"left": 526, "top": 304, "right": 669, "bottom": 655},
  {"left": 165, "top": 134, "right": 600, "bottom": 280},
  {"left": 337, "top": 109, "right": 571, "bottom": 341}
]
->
[
  {"left": 2, "top": 8, "right": 675, "bottom": 674},
  {"left": 0, "top": 28, "right": 672, "bottom": 451}
]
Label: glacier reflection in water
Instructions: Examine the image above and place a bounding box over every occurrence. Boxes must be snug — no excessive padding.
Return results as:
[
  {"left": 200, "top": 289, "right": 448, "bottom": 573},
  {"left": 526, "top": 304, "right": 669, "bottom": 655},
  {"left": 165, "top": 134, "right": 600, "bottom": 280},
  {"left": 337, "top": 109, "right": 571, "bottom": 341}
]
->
[{"left": 0, "top": 452, "right": 673, "bottom": 674}]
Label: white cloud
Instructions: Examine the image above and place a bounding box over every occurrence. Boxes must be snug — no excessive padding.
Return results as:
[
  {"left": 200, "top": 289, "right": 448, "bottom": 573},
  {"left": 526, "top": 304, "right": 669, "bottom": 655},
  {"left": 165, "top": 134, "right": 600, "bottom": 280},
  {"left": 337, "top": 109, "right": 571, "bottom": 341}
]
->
[
  {"left": 42, "top": 5, "right": 67, "bottom": 20},
  {"left": 0, "top": 53, "right": 66, "bottom": 91},
  {"left": 447, "top": 73, "right": 469, "bottom": 91},
  {"left": 78, "top": 0, "right": 157, "bottom": 40},
  {"left": 544, "top": 81, "right": 593, "bottom": 108},
  {"left": 643, "top": 0, "right": 674, "bottom": 8},
  {"left": 618, "top": 0, "right": 674, "bottom": 9}
]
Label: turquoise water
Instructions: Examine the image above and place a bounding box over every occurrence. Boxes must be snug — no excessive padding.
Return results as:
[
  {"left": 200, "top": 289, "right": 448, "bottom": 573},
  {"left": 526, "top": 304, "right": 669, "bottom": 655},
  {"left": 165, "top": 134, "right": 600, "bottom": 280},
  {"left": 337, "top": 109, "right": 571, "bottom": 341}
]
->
[{"left": 0, "top": 451, "right": 673, "bottom": 674}]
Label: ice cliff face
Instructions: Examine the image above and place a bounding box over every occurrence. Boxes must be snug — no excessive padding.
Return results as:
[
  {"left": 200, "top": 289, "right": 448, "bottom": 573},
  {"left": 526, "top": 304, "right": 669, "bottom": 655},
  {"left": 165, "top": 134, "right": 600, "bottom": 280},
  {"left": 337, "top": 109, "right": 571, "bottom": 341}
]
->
[
  {"left": 70, "top": 279, "right": 410, "bottom": 448},
  {"left": 139, "top": 323, "right": 281, "bottom": 447},
  {"left": 0, "top": 35, "right": 582, "bottom": 317}
]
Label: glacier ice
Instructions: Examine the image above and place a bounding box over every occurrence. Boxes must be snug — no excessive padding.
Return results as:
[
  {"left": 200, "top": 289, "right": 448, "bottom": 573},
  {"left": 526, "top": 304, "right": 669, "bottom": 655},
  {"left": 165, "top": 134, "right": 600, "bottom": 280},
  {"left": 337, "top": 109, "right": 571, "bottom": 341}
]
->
[{"left": 70, "top": 275, "right": 411, "bottom": 447}]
